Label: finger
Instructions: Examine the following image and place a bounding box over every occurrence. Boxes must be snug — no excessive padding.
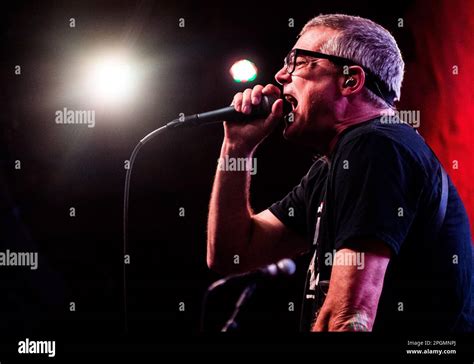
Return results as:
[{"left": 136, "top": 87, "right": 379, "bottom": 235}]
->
[
  {"left": 232, "top": 92, "right": 243, "bottom": 112},
  {"left": 270, "top": 98, "right": 284, "bottom": 118},
  {"left": 242, "top": 88, "right": 253, "bottom": 114},
  {"left": 265, "top": 99, "right": 284, "bottom": 129},
  {"left": 262, "top": 84, "right": 281, "bottom": 97},
  {"left": 251, "top": 84, "right": 264, "bottom": 105}
]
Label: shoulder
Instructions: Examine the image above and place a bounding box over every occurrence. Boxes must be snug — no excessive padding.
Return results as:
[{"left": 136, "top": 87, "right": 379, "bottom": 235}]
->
[
  {"left": 307, "top": 156, "right": 330, "bottom": 178},
  {"left": 333, "top": 119, "right": 437, "bottom": 178},
  {"left": 295, "top": 156, "right": 330, "bottom": 193}
]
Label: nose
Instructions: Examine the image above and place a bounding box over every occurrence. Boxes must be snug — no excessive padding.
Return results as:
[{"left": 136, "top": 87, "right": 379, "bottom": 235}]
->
[{"left": 275, "top": 65, "right": 291, "bottom": 85}]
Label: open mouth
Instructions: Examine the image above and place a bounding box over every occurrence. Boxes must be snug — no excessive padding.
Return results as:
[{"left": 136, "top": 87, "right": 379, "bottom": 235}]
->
[
  {"left": 284, "top": 94, "right": 298, "bottom": 123},
  {"left": 284, "top": 94, "right": 298, "bottom": 111}
]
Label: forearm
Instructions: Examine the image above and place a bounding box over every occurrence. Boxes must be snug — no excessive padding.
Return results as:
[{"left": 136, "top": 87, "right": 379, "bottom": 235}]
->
[
  {"left": 312, "top": 305, "right": 372, "bottom": 332},
  {"left": 310, "top": 245, "right": 390, "bottom": 332},
  {"left": 206, "top": 83, "right": 284, "bottom": 273},
  {"left": 207, "top": 140, "right": 256, "bottom": 274}
]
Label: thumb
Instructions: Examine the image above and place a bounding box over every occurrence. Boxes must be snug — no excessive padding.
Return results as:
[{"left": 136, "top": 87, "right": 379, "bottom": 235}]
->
[{"left": 264, "top": 98, "right": 284, "bottom": 129}]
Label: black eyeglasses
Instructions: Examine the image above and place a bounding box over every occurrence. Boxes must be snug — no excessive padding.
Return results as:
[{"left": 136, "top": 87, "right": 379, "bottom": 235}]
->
[
  {"left": 284, "top": 48, "right": 355, "bottom": 75},
  {"left": 283, "top": 48, "right": 396, "bottom": 107}
]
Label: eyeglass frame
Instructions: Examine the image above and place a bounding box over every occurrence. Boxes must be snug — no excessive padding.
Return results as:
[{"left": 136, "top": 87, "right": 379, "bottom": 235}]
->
[{"left": 283, "top": 48, "right": 396, "bottom": 107}]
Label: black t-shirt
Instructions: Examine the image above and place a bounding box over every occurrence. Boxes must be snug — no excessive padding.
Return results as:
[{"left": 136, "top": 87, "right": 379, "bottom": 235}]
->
[{"left": 269, "top": 117, "right": 473, "bottom": 333}]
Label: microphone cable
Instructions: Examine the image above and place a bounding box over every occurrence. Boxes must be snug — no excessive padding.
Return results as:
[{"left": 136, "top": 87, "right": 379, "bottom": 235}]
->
[{"left": 122, "top": 122, "right": 179, "bottom": 334}]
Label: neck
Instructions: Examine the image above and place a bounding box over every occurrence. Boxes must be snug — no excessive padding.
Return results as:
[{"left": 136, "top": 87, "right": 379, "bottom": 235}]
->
[{"left": 326, "top": 108, "right": 389, "bottom": 156}]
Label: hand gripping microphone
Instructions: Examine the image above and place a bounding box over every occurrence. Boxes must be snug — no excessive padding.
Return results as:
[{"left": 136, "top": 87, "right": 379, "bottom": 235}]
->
[{"left": 166, "top": 95, "right": 292, "bottom": 128}]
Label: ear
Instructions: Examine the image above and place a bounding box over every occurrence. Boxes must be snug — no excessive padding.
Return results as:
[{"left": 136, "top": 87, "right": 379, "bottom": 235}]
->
[{"left": 339, "top": 65, "right": 366, "bottom": 97}]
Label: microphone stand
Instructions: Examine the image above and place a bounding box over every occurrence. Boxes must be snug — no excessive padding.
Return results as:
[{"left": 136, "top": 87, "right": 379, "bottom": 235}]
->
[
  {"left": 221, "top": 282, "right": 257, "bottom": 332},
  {"left": 201, "top": 259, "right": 295, "bottom": 332}
]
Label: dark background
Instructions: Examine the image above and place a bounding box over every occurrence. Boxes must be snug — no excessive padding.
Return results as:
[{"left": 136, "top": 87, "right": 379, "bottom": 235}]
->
[{"left": 1, "top": 0, "right": 473, "bottom": 355}]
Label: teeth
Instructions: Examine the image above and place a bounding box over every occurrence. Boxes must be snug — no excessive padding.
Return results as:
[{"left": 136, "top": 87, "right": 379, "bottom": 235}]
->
[
  {"left": 284, "top": 95, "right": 298, "bottom": 110},
  {"left": 283, "top": 95, "right": 297, "bottom": 123}
]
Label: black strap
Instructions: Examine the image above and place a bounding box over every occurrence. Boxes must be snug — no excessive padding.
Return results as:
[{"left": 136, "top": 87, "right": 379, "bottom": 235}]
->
[
  {"left": 433, "top": 166, "right": 449, "bottom": 238},
  {"left": 416, "top": 131, "right": 449, "bottom": 238}
]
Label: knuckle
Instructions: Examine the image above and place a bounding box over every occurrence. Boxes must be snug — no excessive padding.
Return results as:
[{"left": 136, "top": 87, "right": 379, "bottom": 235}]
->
[{"left": 262, "top": 84, "right": 274, "bottom": 93}]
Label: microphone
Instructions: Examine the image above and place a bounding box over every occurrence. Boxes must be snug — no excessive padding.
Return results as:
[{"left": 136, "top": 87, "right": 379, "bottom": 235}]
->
[
  {"left": 201, "top": 258, "right": 296, "bottom": 332},
  {"left": 208, "top": 258, "right": 296, "bottom": 291},
  {"left": 166, "top": 95, "right": 292, "bottom": 128},
  {"left": 243, "top": 258, "right": 296, "bottom": 280}
]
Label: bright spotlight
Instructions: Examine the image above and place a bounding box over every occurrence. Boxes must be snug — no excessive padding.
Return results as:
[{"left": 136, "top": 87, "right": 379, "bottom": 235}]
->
[
  {"left": 230, "top": 59, "right": 257, "bottom": 83},
  {"left": 85, "top": 54, "right": 137, "bottom": 104}
]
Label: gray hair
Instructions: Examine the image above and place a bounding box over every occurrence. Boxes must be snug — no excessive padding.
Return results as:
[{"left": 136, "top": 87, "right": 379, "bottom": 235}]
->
[{"left": 301, "top": 14, "right": 404, "bottom": 108}]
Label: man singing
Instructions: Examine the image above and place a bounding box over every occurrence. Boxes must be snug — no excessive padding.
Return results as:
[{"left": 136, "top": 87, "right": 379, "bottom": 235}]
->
[{"left": 206, "top": 14, "right": 472, "bottom": 332}]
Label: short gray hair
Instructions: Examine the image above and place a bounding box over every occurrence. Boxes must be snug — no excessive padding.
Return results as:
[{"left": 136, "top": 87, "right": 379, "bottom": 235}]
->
[{"left": 301, "top": 14, "right": 404, "bottom": 108}]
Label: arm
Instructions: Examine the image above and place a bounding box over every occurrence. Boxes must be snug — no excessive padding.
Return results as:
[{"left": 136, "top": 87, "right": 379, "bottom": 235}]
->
[
  {"left": 312, "top": 240, "right": 391, "bottom": 331},
  {"left": 207, "top": 84, "right": 308, "bottom": 275}
]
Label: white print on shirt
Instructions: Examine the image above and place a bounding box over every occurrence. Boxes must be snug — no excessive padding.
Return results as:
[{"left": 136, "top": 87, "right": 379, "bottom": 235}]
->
[{"left": 307, "top": 200, "right": 324, "bottom": 295}]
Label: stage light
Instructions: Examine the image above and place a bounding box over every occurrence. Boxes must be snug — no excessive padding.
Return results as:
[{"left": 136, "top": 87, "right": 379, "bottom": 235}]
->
[
  {"left": 85, "top": 53, "right": 137, "bottom": 104},
  {"left": 230, "top": 59, "right": 257, "bottom": 83}
]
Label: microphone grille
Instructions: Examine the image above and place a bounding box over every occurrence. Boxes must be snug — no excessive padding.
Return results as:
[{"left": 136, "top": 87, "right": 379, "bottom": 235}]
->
[{"left": 276, "top": 258, "right": 296, "bottom": 276}]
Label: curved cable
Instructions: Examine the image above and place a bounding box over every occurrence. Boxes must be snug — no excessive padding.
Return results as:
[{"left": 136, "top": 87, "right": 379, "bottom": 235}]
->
[{"left": 122, "top": 121, "right": 180, "bottom": 334}]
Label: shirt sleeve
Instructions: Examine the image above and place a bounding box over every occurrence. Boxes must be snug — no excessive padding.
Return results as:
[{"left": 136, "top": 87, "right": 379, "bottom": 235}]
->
[
  {"left": 268, "top": 173, "right": 308, "bottom": 237},
  {"left": 330, "top": 132, "right": 424, "bottom": 255}
]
